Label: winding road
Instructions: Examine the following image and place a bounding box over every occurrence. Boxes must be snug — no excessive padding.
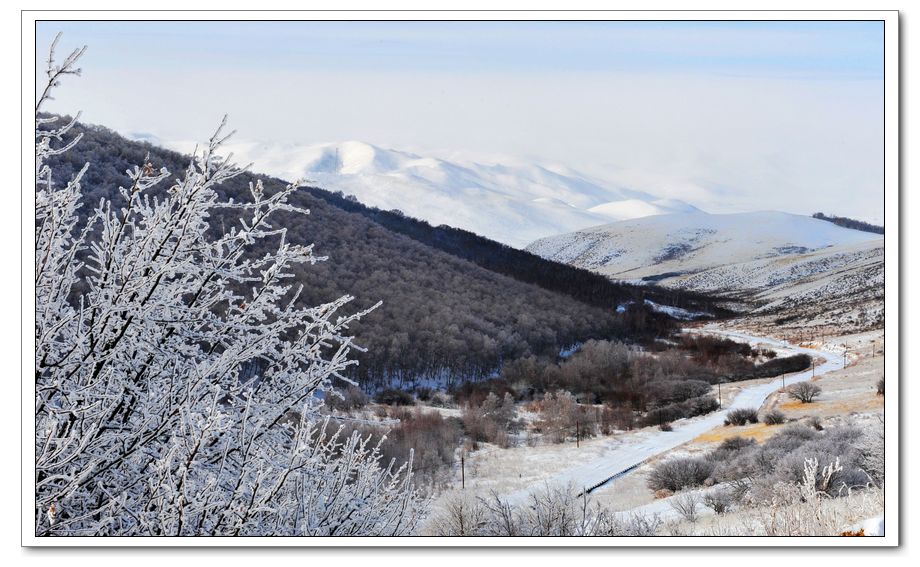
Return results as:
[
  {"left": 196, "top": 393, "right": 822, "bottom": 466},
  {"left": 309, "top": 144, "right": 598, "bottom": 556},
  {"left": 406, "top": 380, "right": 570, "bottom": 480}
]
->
[{"left": 505, "top": 327, "right": 844, "bottom": 502}]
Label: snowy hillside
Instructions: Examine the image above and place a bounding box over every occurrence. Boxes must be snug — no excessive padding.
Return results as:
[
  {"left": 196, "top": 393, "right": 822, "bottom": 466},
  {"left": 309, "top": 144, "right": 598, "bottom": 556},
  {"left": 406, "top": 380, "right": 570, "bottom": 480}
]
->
[
  {"left": 526, "top": 211, "right": 880, "bottom": 281},
  {"left": 706, "top": 239, "right": 884, "bottom": 330},
  {"left": 527, "top": 211, "right": 884, "bottom": 330},
  {"left": 159, "top": 138, "right": 698, "bottom": 248}
]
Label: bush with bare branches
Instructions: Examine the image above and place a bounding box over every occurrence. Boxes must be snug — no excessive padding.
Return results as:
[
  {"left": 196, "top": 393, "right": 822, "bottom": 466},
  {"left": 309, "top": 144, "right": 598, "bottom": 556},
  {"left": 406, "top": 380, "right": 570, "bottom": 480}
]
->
[
  {"left": 787, "top": 382, "right": 822, "bottom": 403},
  {"left": 648, "top": 457, "right": 715, "bottom": 492},
  {"left": 724, "top": 407, "right": 759, "bottom": 426}
]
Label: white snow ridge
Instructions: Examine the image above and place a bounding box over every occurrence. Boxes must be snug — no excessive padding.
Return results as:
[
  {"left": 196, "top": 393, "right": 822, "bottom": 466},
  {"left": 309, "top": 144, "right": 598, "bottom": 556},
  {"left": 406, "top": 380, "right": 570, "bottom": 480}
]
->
[
  {"left": 526, "top": 210, "right": 881, "bottom": 283},
  {"left": 167, "top": 139, "right": 699, "bottom": 248}
]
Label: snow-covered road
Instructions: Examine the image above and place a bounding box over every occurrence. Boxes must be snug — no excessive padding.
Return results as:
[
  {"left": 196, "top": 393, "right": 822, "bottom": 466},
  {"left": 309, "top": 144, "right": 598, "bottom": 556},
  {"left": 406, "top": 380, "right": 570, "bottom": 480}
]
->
[{"left": 505, "top": 327, "right": 844, "bottom": 502}]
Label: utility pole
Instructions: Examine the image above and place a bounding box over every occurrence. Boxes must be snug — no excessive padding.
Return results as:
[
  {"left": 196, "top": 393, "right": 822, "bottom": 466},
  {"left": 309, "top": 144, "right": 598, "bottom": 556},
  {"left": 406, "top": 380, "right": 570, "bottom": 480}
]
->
[
  {"left": 461, "top": 452, "right": 465, "bottom": 490},
  {"left": 782, "top": 372, "right": 786, "bottom": 391},
  {"left": 844, "top": 344, "right": 848, "bottom": 368},
  {"left": 812, "top": 360, "right": 816, "bottom": 379}
]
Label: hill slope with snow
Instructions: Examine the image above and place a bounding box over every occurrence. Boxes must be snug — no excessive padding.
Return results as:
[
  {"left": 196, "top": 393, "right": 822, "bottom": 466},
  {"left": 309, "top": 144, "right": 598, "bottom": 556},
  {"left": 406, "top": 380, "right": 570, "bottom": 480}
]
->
[
  {"left": 527, "top": 211, "right": 884, "bottom": 331},
  {"left": 526, "top": 211, "right": 880, "bottom": 280},
  {"left": 161, "top": 139, "right": 698, "bottom": 248}
]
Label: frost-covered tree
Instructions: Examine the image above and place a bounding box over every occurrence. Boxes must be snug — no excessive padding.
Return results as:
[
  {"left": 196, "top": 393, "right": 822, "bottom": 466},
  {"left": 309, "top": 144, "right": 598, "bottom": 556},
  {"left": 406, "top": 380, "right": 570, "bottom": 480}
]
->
[
  {"left": 426, "top": 485, "right": 663, "bottom": 536},
  {"left": 34, "top": 34, "right": 422, "bottom": 536}
]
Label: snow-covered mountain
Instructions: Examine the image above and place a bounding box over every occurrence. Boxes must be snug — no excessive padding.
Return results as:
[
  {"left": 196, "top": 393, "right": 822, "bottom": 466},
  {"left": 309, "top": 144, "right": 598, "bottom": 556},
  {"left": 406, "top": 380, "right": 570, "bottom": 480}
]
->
[
  {"left": 526, "top": 211, "right": 882, "bottom": 283},
  {"left": 159, "top": 139, "right": 698, "bottom": 248},
  {"left": 527, "top": 210, "right": 885, "bottom": 331}
]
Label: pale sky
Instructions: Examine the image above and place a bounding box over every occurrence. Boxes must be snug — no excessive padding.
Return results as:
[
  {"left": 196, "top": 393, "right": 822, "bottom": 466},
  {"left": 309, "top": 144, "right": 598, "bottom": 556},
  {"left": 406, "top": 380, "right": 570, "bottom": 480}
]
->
[{"left": 36, "top": 21, "right": 885, "bottom": 223}]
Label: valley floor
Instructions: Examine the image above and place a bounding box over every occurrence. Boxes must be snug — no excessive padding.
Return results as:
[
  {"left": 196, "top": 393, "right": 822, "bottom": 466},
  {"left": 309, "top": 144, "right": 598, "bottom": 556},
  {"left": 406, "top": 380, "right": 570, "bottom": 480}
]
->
[{"left": 420, "top": 325, "right": 885, "bottom": 536}]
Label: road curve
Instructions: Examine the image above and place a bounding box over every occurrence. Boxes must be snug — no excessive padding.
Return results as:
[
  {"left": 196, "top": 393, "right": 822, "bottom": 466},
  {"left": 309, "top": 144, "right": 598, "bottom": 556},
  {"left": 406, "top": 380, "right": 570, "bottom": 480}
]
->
[{"left": 505, "top": 327, "right": 844, "bottom": 502}]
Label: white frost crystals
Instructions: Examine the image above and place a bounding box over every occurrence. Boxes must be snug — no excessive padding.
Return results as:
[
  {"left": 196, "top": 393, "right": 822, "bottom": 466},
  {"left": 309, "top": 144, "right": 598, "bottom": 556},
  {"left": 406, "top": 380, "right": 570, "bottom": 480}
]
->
[{"left": 34, "top": 35, "right": 422, "bottom": 536}]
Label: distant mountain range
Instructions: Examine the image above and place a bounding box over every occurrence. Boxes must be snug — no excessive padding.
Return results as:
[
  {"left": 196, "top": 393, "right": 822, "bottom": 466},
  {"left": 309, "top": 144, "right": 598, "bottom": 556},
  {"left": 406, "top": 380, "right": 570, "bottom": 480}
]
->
[
  {"left": 526, "top": 211, "right": 881, "bottom": 281},
  {"left": 146, "top": 137, "right": 700, "bottom": 248},
  {"left": 122, "top": 130, "right": 883, "bottom": 333}
]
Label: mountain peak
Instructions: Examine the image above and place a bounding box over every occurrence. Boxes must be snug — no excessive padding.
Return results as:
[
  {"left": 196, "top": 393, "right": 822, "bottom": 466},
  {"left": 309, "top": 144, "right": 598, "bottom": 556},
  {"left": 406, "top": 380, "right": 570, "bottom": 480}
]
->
[{"left": 164, "top": 138, "right": 702, "bottom": 248}]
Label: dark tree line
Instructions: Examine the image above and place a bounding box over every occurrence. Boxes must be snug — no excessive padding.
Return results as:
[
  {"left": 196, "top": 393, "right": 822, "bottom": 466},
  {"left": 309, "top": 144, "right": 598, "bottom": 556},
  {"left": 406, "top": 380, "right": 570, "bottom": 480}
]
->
[
  {"left": 309, "top": 188, "right": 731, "bottom": 315},
  {"left": 813, "top": 212, "right": 884, "bottom": 235}
]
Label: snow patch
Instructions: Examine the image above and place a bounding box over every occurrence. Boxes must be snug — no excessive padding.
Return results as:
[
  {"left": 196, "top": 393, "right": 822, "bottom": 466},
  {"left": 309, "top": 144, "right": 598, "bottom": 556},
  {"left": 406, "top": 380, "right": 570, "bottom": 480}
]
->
[{"left": 643, "top": 299, "right": 711, "bottom": 321}]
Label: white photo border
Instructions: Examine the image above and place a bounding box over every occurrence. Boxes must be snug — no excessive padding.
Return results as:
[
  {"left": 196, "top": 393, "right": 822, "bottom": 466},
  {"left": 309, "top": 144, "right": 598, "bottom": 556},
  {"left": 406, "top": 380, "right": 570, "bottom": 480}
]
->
[{"left": 20, "top": 8, "right": 900, "bottom": 548}]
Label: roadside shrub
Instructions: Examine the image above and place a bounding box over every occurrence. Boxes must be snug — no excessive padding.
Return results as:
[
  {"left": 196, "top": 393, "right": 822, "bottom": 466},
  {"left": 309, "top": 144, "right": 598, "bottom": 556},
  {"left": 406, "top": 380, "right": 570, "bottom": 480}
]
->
[
  {"left": 753, "top": 354, "right": 811, "bottom": 378},
  {"left": 767, "top": 431, "right": 867, "bottom": 497},
  {"left": 654, "top": 488, "right": 673, "bottom": 499},
  {"left": 535, "top": 390, "right": 583, "bottom": 444},
  {"left": 602, "top": 404, "right": 636, "bottom": 433},
  {"left": 643, "top": 395, "right": 719, "bottom": 426},
  {"left": 462, "top": 392, "right": 517, "bottom": 447},
  {"left": 680, "top": 335, "right": 752, "bottom": 363},
  {"left": 648, "top": 457, "right": 714, "bottom": 492},
  {"left": 659, "top": 422, "right": 673, "bottom": 432},
  {"left": 649, "top": 380, "right": 712, "bottom": 405},
  {"left": 702, "top": 489, "right": 734, "bottom": 515},
  {"left": 427, "top": 484, "right": 664, "bottom": 536},
  {"left": 855, "top": 417, "right": 885, "bottom": 488},
  {"left": 787, "top": 382, "right": 822, "bottom": 403},
  {"left": 380, "top": 409, "right": 463, "bottom": 486},
  {"left": 670, "top": 492, "right": 700, "bottom": 523},
  {"left": 724, "top": 407, "right": 759, "bottom": 426},
  {"left": 766, "top": 424, "right": 818, "bottom": 451},
  {"left": 374, "top": 388, "right": 415, "bottom": 406},
  {"left": 715, "top": 424, "right": 871, "bottom": 503},
  {"left": 876, "top": 379, "right": 884, "bottom": 396},
  {"left": 806, "top": 416, "right": 824, "bottom": 431},
  {"left": 706, "top": 436, "right": 757, "bottom": 464},
  {"left": 763, "top": 410, "right": 787, "bottom": 425}
]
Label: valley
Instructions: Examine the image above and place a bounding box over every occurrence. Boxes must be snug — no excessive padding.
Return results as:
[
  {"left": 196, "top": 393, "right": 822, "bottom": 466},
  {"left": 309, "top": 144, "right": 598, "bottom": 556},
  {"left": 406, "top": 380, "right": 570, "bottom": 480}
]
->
[{"left": 38, "top": 119, "right": 886, "bottom": 539}]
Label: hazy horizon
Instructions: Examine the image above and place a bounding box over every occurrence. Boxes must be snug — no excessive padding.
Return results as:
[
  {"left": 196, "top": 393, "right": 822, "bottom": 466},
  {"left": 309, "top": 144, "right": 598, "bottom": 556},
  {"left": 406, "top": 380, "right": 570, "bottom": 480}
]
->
[{"left": 36, "top": 20, "right": 885, "bottom": 224}]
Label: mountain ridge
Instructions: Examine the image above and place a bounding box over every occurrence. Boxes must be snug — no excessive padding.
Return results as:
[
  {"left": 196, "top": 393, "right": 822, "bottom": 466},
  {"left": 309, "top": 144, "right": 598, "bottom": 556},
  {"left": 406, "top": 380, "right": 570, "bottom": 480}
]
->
[
  {"left": 153, "top": 137, "right": 701, "bottom": 248},
  {"left": 526, "top": 210, "right": 881, "bottom": 282},
  {"left": 47, "top": 118, "right": 722, "bottom": 389}
]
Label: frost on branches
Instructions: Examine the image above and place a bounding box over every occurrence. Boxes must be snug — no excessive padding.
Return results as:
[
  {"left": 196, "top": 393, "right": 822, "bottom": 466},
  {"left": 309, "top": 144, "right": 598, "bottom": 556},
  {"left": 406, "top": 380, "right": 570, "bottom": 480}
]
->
[{"left": 34, "top": 34, "right": 423, "bottom": 536}]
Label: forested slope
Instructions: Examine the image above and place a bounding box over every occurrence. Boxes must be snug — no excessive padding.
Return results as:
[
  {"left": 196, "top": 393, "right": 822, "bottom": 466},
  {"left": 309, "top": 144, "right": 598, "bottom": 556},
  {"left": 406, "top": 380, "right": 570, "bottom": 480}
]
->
[{"left": 44, "top": 119, "right": 715, "bottom": 388}]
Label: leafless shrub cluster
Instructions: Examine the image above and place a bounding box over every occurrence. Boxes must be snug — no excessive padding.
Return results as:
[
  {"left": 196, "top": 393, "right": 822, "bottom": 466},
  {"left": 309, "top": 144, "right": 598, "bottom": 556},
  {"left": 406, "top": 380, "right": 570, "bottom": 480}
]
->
[
  {"left": 787, "top": 382, "right": 822, "bottom": 403},
  {"left": 426, "top": 484, "right": 662, "bottom": 536},
  {"left": 763, "top": 409, "right": 787, "bottom": 425},
  {"left": 702, "top": 489, "right": 734, "bottom": 515},
  {"left": 704, "top": 424, "right": 876, "bottom": 507},
  {"left": 462, "top": 392, "right": 518, "bottom": 448},
  {"left": 670, "top": 492, "right": 701, "bottom": 523},
  {"left": 806, "top": 415, "right": 824, "bottom": 430},
  {"left": 648, "top": 457, "right": 715, "bottom": 492},
  {"left": 724, "top": 407, "right": 759, "bottom": 426}
]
